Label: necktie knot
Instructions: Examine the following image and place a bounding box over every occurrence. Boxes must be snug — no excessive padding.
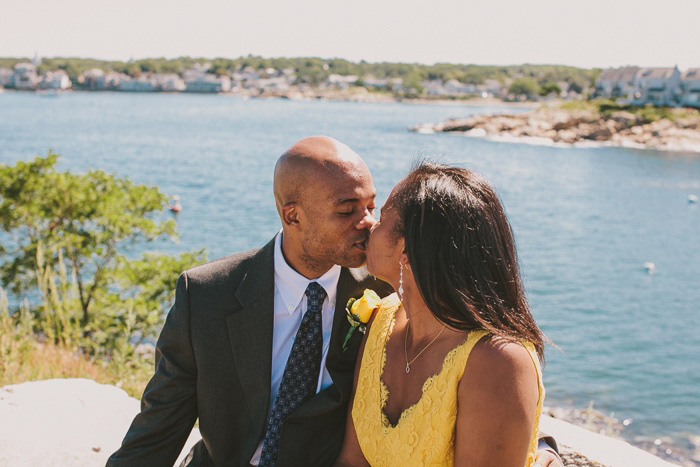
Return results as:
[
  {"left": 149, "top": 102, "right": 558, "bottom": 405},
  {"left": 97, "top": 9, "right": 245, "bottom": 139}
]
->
[{"left": 305, "top": 282, "right": 327, "bottom": 309}]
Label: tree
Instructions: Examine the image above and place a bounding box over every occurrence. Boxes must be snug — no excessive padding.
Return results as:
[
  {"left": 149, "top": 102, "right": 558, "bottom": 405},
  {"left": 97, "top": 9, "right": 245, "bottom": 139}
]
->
[
  {"left": 127, "top": 63, "right": 142, "bottom": 78},
  {"left": 0, "top": 152, "right": 206, "bottom": 354},
  {"left": 539, "top": 82, "right": 562, "bottom": 97},
  {"left": 509, "top": 78, "right": 540, "bottom": 98}
]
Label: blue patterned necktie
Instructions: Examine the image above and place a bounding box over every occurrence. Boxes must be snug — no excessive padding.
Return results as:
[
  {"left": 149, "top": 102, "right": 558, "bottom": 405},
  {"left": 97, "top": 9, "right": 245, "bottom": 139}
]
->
[{"left": 259, "top": 282, "right": 327, "bottom": 467}]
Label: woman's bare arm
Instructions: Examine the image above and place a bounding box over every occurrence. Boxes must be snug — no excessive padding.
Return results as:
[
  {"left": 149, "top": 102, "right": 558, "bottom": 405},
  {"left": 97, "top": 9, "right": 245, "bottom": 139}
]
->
[{"left": 454, "top": 337, "right": 539, "bottom": 466}]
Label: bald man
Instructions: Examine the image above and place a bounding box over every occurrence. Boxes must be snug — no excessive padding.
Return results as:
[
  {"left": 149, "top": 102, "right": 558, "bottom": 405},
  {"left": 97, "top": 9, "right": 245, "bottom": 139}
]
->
[
  {"left": 109, "top": 137, "right": 390, "bottom": 467},
  {"left": 109, "top": 137, "right": 561, "bottom": 467}
]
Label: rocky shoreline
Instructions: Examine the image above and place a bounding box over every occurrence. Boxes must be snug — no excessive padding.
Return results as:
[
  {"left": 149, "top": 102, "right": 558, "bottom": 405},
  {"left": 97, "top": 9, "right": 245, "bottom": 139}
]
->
[{"left": 410, "top": 106, "right": 700, "bottom": 154}]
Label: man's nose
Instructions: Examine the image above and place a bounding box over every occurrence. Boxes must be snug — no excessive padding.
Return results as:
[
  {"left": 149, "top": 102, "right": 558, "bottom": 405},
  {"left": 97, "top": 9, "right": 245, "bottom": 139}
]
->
[{"left": 358, "top": 210, "right": 376, "bottom": 229}]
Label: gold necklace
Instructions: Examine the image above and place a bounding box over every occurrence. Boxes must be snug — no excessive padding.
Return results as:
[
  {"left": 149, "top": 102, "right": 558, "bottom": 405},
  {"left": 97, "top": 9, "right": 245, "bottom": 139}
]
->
[{"left": 404, "top": 320, "right": 446, "bottom": 373}]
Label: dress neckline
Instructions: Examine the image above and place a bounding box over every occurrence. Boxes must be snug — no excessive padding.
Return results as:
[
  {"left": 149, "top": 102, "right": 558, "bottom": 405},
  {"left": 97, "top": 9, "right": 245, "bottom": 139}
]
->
[{"left": 378, "top": 298, "right": 470, "bottom": 429}]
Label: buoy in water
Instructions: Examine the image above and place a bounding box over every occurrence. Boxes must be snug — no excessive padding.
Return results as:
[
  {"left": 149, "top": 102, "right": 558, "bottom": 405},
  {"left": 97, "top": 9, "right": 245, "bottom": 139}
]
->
[
  {"left": 688, "top": 194, "right": 698, "bottom": 204},
  {"left": 643, "top": 262, "right": 656, "bottom": 275},
  {"left": 169, "top": 195, "right": 182, "bottom": 213}
]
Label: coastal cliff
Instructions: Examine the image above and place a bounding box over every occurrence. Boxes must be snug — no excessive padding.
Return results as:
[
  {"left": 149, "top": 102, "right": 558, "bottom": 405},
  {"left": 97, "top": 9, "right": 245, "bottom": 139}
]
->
[{"left": 411, "top": 103, "right": 700, "bottom": 153}]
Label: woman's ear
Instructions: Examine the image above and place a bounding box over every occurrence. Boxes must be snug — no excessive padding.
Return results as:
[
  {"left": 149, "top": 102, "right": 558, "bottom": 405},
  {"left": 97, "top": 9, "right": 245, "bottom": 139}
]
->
[{"left": 399, "top": 249, "right": 410, "bottom": 270}]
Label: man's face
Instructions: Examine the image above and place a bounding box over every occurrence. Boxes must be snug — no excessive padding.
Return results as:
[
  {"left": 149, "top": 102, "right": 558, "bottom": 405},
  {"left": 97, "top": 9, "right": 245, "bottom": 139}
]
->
[{"left": 297, "top": 169, "right": 376, "bottom": 269}]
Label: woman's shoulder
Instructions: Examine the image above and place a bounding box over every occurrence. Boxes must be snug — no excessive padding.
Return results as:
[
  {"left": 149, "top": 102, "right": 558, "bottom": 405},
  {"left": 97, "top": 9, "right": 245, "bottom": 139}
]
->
[
  {"left": 463, "top": 335, "right": 540, "bottom": 390},
  {"left": 471, "top": 335, "right": 537, "bottom": 369}
]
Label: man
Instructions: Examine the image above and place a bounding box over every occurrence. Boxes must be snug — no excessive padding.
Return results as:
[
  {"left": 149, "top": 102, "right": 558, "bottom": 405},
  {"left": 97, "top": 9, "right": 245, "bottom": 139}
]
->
[{"left": 109, "top": 136, "right": 561, "bottom": 466}]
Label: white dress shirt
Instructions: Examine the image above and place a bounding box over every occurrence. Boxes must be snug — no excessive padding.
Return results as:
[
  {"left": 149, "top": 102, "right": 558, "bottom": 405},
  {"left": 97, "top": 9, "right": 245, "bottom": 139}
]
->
[{"left": 249, "top": 232, "right": 341, "bottom": 465}]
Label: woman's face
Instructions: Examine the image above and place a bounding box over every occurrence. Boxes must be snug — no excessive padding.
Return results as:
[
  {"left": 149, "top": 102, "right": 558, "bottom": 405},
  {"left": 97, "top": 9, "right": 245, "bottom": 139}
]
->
[{"left": 366, "top": 188, "right": 404, "bottom": 285}]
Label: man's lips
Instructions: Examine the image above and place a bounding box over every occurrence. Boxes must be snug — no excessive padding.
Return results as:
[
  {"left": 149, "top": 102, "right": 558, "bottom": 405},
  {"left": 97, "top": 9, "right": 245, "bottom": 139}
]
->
[{"left": 353, "top": 238, "right": 368, "bottom": 251}]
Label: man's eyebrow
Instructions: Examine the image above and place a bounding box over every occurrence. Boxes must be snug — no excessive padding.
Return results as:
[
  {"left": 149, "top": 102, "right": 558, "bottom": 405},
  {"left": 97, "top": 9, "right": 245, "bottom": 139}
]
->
[{"left": 335, "top": 194, "right": 376, "bottom": 205}]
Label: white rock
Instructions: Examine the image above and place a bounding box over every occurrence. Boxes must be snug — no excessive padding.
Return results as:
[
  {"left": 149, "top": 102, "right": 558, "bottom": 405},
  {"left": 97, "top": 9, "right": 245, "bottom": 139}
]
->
[
  {"left": 0, "top": 378, "right": 200, "bottom": 466},
  {"left": 541, "top": 415, "right": 674, "bottom": 466}
]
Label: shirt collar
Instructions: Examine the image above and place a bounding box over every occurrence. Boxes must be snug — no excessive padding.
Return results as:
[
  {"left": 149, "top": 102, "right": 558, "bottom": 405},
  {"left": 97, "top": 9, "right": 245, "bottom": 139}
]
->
[{"left": 274, "top": 231, "right": 341, "bottom": 315}]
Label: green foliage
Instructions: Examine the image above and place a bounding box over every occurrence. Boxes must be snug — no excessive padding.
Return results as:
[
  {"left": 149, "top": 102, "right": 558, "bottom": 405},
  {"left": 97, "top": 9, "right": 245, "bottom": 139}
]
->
[
  {"left": 539, "top": 82, "right": 562, "bottom": 96},
  {"left": 0, "top": 56, "right": 596, "bottom": 96},
  {"left": 509, "top": 78, "right": 540, "bottom": 97},
  {"left": 0, "top": 152, "right": 206, "bottom": 359},
  {"left": 85, "top": 249, "right": 207, "bottom": 358},
  {"left": 558, "top": 99, "right": 700, "bottom": 124}
]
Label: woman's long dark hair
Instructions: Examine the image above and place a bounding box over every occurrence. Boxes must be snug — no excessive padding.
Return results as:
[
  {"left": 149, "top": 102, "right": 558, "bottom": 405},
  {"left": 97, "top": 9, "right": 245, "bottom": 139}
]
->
[{"left": 393, "top": 162, "right": 545, "bottom": 359}]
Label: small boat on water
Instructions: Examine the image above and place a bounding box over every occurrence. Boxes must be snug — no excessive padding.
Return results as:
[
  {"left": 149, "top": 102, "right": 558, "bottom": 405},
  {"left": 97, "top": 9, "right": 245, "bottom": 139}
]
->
[
  {"left": 169, "top": 195, "right": 182, "bottom": 213},
  {"left": 643, "top": 262, "right": 656, "bottom": 275}
]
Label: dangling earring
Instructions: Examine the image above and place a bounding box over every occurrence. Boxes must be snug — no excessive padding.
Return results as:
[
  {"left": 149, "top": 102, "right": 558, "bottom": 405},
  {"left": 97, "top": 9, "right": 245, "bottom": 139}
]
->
[{"left": 398, "top": 261, "right": 404, "bottom": 302}]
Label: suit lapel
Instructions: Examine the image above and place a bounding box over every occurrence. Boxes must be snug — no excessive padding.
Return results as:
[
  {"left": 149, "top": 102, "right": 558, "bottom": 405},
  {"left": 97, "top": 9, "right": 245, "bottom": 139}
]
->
[
  {"left": 226, "top": 238, "right": 275, "bottom": 456},
  {"left": 327, "top": 267, "right": 363, "bottom": 387}
]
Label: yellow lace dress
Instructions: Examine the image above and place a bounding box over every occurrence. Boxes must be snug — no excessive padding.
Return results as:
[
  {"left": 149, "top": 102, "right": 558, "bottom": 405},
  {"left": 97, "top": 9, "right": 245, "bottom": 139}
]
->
[{"left": 351, "top": 294, "right": 544, "bottom": 466}]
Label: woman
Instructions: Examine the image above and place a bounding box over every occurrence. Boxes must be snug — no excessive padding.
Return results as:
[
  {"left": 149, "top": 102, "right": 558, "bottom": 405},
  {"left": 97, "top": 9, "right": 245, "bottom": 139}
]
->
[{"left": 335, "top": 163, "right": 546, "bottom": 466}]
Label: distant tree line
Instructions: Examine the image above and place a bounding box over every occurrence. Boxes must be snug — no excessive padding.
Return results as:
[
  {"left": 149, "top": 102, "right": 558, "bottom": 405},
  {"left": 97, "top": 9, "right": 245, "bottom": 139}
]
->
[{"left": 0, "top": 56, "right": 599, "bottom": 91}]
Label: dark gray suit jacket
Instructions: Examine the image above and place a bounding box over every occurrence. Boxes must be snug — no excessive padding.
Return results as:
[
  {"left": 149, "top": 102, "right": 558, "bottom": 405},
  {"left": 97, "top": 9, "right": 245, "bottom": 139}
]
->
[{"left": 108, "top": 237, "right": 392, "bottom": 467}]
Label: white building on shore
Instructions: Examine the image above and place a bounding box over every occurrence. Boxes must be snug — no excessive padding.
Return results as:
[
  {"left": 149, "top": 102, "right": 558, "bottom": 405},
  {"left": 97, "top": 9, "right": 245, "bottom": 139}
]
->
[
  {"left": 594, "top": 66, "right": 640, "bottom": 101},
  {"left": 11, "top": 63, "right": 38, "bottom": 90},
  {"left": 633, "top": 67, "right": 682, "bottom": 106},
  {"left": 680, "top": 69, "right": 700, "bottom": 108},
  {"left": 185, "top": 74, "right": 231, "bottom": 93},
  {"left": 594, "top": 66, "right": 700, "bottom": 107},
  {"left": 156, "top": 74, "right": 186, "bottom": 92},
  {"left": 0, "top": 67, "right": 12, "bottom": 87},
  {"left": 38, "top": 70, "right": 71, "bottom": 90},
  {"left": 118, "top": 75, "right": 157, "bottom": 92}
]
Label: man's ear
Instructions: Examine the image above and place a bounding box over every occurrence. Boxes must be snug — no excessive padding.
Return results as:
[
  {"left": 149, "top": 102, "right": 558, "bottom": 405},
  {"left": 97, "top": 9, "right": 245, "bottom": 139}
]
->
[{"left": 281, "top": 203, "right": 300, "bottom": 228}]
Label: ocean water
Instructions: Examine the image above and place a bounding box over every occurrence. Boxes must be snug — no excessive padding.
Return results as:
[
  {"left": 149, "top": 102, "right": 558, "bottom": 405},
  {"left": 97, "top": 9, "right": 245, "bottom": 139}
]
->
[{"left": 1, "top": 91, "right": 699, "bottom": 450}]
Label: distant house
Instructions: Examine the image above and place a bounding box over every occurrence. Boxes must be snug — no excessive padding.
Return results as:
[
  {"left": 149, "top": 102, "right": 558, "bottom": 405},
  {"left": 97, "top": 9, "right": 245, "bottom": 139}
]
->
[
  {"left": 156, "top": 74, "right": 186, "bottom": 92},
  {"left": 680, "top": 68, "right": 700, "bottom": 108},
  {"left": 477, "top": 79, "right": 503, "bottom": 97},
  {"left": 633, "top": 67, "right": 682, "bottom": 106},
  {"left": 325, "top": 74, "right": 358, "bottom": 90},
  {"left": 232, "top": 66, "right": 260, "bottom": 89},
  {"left": 0, "top": 67, "right": 12, "bottom": 87},
  {"left": 118, "top": 75, "right": 156, "bottom": 92},
  {"left": 12, "top": 62, "right": 38, "bottom": 90},
  {"left": 79, "top": 69, "right": 124, "bottom": 90},
  {"left": 362, "top": 76, "right": 389, "bottom": 90},
  {"left": 594, "top": 66, "right": 640, "bottom": 101},
  {"left": 444, "top": 79, "right": 476, "bottom": 95},
  {"left": 422, "top": 79, "right": 447, "bottom": 96},
  {"left": 38, "top": 70, "right": 71, "bottom": 90},
  {"left": 257, "top": 76, "right": 292, "bottom": 92},
  {"left": 185, "top": 74, "right": 231, "bottom": 93}
]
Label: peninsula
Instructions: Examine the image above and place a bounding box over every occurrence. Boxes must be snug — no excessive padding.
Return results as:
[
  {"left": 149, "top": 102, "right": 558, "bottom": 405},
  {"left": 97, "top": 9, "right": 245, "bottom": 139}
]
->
[{"left": 411, "top": 101, "right": 700, "bottom": 154}]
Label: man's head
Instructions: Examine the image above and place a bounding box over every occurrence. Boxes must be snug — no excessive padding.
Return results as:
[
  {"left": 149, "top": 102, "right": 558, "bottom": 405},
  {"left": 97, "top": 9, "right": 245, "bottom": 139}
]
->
[{"left": 273, "top": 136, "right": 376, "bottom": 279}]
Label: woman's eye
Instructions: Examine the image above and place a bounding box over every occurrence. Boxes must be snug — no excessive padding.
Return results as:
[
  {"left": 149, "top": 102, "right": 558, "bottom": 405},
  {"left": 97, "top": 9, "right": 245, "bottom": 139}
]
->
[{"left": 338, "top": 211, "right": 354, "bottom": 217}]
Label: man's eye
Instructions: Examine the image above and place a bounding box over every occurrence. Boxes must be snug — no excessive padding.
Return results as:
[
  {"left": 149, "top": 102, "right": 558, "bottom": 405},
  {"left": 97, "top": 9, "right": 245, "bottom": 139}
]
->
[{"left": 338, "top": 211, "right": 354, "bottom": 216}]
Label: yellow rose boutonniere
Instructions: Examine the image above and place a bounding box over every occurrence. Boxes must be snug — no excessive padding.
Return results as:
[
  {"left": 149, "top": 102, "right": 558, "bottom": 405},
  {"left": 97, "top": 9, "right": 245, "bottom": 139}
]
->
[{"left": 343, "top": 289, "right": 381, "bottom": 351}]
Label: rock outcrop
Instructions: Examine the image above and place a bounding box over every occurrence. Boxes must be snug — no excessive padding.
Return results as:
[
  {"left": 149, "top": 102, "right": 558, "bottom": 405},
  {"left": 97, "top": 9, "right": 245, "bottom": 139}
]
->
[
  {"left": 0, "top": 378, "right": 681, "bottom": 466},
  {"left": 0, "top": 379, "right": 200, "bottom": 466},
  {"left": 411, "top": 108, "right": 700, "bottom": 153}
]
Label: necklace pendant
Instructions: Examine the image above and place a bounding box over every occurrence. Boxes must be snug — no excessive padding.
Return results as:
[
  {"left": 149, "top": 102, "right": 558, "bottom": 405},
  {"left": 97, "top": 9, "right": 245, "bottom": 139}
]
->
[{"left": 405, "top": 363, "right": 411, "bottom": 373}]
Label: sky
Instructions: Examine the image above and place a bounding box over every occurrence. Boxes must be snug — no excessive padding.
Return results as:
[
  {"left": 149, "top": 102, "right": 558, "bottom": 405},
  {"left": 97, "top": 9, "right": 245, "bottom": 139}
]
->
[{"left": 1, "top": 0, "right": 699, "bottom": 69}]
